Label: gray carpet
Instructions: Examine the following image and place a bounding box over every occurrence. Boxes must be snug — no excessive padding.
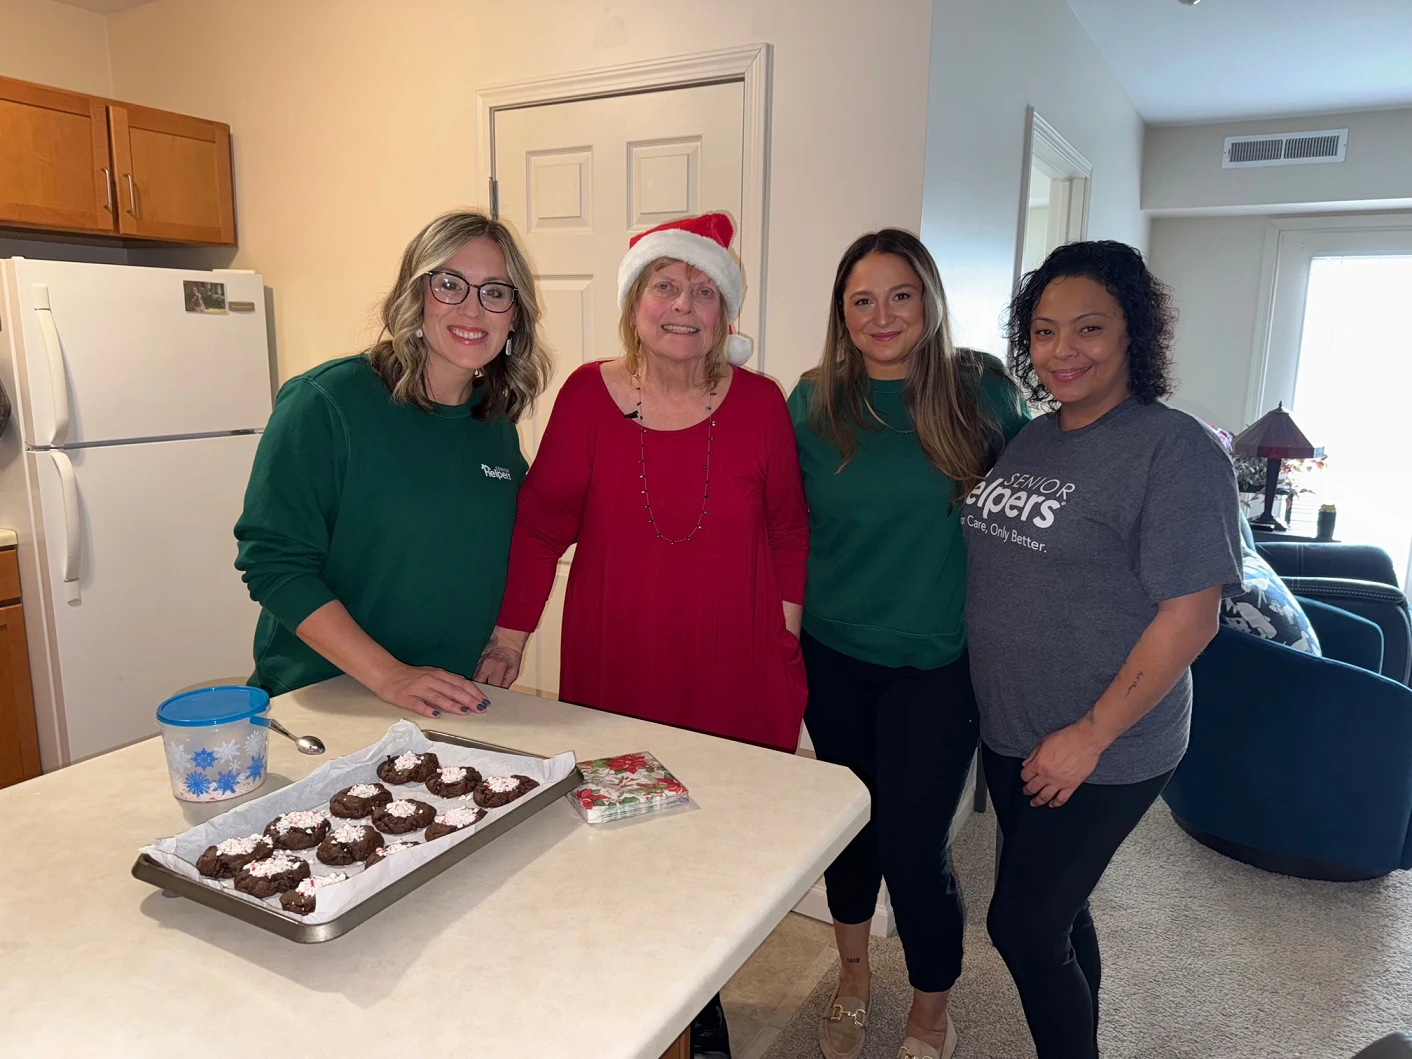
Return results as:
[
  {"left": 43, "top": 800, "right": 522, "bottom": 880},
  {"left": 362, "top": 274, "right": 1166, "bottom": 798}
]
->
[{"left": 763, "top": 803, "right": 1412, "bottom": 1059}]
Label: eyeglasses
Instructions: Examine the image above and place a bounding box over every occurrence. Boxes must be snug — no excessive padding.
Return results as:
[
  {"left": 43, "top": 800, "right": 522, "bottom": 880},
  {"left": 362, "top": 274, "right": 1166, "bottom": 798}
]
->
[{"left": 425, "top": 270, "right": 517, "bottom": 313}]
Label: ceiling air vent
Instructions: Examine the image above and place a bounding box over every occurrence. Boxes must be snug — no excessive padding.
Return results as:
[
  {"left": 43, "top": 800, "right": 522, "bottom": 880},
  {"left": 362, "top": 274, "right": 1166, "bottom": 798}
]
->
[{"left": 1223, "top": 129, "right": 1347, "bottom": 169}]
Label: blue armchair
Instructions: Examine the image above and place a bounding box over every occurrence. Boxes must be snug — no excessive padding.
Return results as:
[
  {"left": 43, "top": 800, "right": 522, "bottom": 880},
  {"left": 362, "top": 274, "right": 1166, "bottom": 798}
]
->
[{"left": 1162, "top": 527, "right": 1412, "bottom": 880}]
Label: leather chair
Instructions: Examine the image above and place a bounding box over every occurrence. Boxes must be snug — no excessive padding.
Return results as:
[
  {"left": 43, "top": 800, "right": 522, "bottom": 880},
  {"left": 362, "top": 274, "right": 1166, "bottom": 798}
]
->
[{"left": 1163, "top": 522, "right": 1412, "bottom": 880}]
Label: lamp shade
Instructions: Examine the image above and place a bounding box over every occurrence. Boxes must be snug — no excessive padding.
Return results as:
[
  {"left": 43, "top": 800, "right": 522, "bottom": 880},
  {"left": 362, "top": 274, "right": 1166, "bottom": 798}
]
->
[{"left": 1231, "top": 403, "right": 1324, "bottom": 460}]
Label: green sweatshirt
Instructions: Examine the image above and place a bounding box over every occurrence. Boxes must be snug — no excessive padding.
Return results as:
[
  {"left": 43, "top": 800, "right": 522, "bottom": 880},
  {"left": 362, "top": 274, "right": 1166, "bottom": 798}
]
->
[
  {"left": 234, "top": 355, "right": 527, "bottom": 695},
  {"left": 787, "top": 358, "right": 1029, "bottom": 670}
]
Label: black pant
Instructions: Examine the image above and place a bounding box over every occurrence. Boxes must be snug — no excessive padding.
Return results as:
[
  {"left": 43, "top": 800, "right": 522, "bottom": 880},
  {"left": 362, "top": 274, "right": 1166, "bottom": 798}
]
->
[
  {"left": 802, "top": 632, "right": 979, "bottom": 993},
  {"left": 983, "top": 745, "right": 1172, "bottom": 1059}
]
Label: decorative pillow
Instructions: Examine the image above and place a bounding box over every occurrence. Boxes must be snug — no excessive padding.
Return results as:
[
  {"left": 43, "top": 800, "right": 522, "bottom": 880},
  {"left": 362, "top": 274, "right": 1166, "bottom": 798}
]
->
[{"left": 1220, "top": 544, "right": 1322, "bottom": 655}]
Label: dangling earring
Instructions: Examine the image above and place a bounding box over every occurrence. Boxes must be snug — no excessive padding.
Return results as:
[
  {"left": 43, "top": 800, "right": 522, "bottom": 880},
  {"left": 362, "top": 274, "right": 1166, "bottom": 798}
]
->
[
  {"left": 415, "top": 327, "right": 424, "bottom": 338},
  {"left": 504, "top": 332, "right": 514, "bottom": 357}
]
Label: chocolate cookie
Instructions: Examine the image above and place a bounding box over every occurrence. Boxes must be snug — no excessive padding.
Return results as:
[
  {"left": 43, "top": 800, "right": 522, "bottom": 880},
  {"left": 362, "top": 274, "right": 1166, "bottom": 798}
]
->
[
  {"left": 376, "top": 751, "right": 440, "bottom": 785},
  {"left": 316, "top": 823, "right": 382, "bottom": 866},
  {"left": 279, "top": 871, "right": 348, "bottom": 916},
  {"left": 371, "top": 798, "right": 436, "bottom": 835},
  {"left": 195, "top": 834, "right": 274, "bottom": 879},
  {"left": 264, "top": 809, "right": 331, "bottom": 850},
  {"left": 424, "top": 764, "right": 483, "bottom": 798},
  {"left": 425, "top": 805, "right": 486, "bottom": 842},
  {"left": 329, "top": 782, "right": 393, "bottom": 819},
  {"left": 472, "top": 774, "right": 540, "bottom": 809},
  {"left": 233, "top": 852, "right": 311, "bottom": 899},
  {"left": 364, "top": 840, "right": 419, "bottom": 868}
]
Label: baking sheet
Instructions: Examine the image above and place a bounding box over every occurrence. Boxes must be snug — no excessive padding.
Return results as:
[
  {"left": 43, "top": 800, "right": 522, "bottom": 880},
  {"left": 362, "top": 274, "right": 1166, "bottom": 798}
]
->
[{"left": 140, "top": 720, "right": 577, "bottom": 927}]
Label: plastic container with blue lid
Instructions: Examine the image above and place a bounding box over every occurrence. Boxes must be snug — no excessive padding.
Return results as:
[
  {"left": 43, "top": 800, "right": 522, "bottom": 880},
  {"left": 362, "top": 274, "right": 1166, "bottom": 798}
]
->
[{"left": 156, "top": 686, "right": 271, "bottom": 802}]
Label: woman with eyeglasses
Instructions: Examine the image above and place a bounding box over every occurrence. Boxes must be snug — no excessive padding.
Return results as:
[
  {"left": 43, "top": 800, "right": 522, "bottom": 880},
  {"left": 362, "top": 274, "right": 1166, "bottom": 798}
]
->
[{"left": 235, "top": 210, "right": 552, "bottom": 716}]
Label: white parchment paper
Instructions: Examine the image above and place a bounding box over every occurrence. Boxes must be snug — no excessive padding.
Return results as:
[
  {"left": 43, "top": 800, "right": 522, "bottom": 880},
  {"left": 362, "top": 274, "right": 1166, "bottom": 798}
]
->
[{"left": 141, "top": 720, "right": 578, "bottom": 925}]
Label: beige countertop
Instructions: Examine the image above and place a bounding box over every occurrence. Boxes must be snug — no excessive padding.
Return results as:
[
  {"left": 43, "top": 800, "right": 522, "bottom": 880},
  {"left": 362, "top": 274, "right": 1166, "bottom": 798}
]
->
[
  {"left": 0, "top": 677, "right": 867, "bottom": 1058},
  {"left": 0, "top": 528, "right": 16, "bottom": 548}
]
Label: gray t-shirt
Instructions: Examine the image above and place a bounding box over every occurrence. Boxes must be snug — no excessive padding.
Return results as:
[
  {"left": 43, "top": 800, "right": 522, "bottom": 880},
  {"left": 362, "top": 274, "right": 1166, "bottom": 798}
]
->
[{"left": 963, "top": 398, "right": 1242, "bottom": 784}]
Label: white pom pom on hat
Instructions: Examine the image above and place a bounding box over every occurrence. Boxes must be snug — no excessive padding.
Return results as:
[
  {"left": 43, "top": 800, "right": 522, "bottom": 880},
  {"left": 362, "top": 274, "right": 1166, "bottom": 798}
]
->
[{"left": 617, "top": 212, "right": 753, "bottom": 366}]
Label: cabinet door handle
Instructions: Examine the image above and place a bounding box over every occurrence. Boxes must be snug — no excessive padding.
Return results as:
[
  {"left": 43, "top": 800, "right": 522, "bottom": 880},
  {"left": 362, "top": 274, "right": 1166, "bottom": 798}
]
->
[
  {"left": 101, "top": 168, "right": 113, "bottom": 213},
  {"left": 124, "top": 173, "right": 137, "bottom": 217}
]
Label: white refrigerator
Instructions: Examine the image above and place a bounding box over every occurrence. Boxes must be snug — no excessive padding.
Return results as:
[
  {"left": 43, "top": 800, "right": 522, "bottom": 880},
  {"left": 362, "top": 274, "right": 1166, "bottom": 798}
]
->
[{"left": 0, "top": 258, "right": 273, "bottom": 771}]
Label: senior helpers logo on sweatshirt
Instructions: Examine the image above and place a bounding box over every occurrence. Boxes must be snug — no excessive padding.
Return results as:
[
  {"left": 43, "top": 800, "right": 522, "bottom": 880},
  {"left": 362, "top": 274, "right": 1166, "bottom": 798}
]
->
[{"left": 963, "top": 472, "right": 1076, "bottom": 554}]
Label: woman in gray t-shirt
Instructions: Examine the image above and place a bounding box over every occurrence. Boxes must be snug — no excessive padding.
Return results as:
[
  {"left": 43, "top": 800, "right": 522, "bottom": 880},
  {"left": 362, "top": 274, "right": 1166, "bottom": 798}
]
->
[{"left": 964, "top": 241, "right": 1241, "bottom": 1059}]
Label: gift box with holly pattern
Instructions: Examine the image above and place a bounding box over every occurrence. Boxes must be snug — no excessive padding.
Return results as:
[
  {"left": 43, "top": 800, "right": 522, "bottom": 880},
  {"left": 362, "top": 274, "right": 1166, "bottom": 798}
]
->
[{"left": 568, "top": 752, "right": 690, "bottom": 824}]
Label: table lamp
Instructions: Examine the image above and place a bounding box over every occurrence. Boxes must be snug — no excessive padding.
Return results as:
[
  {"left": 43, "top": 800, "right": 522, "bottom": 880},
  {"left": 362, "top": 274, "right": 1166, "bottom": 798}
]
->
[{"left": 1231, "top": 402, "right": 1323, "bottom": 532}]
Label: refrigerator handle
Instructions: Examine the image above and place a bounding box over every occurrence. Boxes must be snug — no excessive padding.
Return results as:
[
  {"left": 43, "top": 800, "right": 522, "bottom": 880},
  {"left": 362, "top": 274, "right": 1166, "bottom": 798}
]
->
[
  {"left": 31, "top": 285, "right": 73, "bottom": 448},
  {"left": 47, "top": 451, "right": 82, "bottom": 605}
]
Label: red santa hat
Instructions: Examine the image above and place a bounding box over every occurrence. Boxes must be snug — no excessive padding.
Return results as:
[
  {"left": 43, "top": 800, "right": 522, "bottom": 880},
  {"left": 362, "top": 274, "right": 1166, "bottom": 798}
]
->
[{"left": 617, "top": 212, "right": 753, "bottom": 365}]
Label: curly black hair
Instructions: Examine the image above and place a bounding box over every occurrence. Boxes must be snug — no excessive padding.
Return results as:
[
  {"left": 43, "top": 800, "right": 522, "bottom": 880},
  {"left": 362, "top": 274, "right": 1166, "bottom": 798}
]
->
[{"left": 1005, "top": 240, "right": 1176, "bottom": 409}]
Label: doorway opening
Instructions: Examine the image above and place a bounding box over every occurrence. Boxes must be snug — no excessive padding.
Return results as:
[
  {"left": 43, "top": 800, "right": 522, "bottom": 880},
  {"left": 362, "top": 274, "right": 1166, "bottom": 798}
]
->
[{"left": 1014, "top": 108, "right": 1091, "bottom": 284}]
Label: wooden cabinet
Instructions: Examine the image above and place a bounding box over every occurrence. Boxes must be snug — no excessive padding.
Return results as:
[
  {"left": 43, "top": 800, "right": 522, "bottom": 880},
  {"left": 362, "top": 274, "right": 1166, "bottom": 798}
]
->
[
  {"left": 0, "top": 548, "right": 40, "bottom": 790},
  {"left": 108, "top": 103, "right": 235, "bottom": 245},
  {"left": 0, "top": 78, "right": 114, "bottom": 235},
  {"left": 0, "top": 74, "right": 235, "bottom": 246}
]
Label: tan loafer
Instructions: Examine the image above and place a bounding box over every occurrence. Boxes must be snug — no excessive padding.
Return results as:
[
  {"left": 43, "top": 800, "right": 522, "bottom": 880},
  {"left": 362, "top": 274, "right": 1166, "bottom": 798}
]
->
[
  {"left": 818, "top": 983, "right": 868, "bottom": 1059},
  {"left": 898, "top": 1015, "right": 958, "bottom": 1059}
]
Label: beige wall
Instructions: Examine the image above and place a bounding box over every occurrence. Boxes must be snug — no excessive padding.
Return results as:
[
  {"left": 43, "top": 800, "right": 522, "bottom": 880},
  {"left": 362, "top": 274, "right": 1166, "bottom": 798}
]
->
[
  {"left": 0, "top": 0, "right": 112, "bottom": 95},
  {"left": 1145, "top": 107, "right": 1412, "bottom": 216},
  {"left": 104, "top": 0, "right": 934, "bottom": 389},
  {"left": 921, "top": 0, "right": 1147, "bottom": 355}
]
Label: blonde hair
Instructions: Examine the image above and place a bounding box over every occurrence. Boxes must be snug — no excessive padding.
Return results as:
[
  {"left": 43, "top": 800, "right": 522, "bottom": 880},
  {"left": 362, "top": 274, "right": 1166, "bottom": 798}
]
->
[
  {"left": 618, "top": 258, "right": 731, "bottom": 384},
  {"left": 804, "top": 229, "right": 1014, "bottom": 497},
  {"left": 366, "top": 210, "right": 552, "bottom": 421}
]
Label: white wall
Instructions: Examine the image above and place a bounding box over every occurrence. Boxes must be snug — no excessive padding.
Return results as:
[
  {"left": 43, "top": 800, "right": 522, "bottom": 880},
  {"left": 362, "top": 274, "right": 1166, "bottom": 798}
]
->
[
  {"left": 1145, "top": 107, "right": 1412, "bottom": 216},
  {"left": 1151, "top": 209, "right": 1412, "bottom": 432},
  {"left": 921, "top": 0, "right": 1147, "bottom": 354},
  {"left": 104, "top": 0, "right": 935, "bottom": 389},
  {"left": 0, "top": 0, "right": 112, "bottom": 96}
]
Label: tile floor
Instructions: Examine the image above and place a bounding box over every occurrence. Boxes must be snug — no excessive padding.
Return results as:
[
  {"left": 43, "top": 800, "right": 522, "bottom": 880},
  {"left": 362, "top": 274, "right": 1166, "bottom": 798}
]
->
[{"left": 722, "top": 912, "right": 839, "bottom": 1059}]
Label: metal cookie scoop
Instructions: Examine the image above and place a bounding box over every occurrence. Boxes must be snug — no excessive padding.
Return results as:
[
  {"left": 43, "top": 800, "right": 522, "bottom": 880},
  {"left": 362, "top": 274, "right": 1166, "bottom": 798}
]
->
[{"left": 267, "top": 717, "right": 326, "bottom": 755}]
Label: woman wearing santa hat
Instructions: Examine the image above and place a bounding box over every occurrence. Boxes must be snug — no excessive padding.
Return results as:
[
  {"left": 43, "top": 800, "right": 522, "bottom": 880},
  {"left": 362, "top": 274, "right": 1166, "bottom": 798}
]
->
[{"left": 475, "top": 211, "right": 807, "bottom": 1055}]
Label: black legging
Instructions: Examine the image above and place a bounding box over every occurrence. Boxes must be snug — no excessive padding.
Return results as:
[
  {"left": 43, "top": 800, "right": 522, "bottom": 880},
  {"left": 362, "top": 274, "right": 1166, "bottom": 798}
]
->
[
  {"left": 983, "top": 744, "right": 1173, "bottom": 1059},
  {"left": 803, "top": 632, "right": 979, "bottom": 993}
]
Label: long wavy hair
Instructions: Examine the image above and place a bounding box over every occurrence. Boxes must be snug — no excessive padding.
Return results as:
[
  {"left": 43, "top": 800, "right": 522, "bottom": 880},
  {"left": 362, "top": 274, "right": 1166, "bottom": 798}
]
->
[
  {"left": 1006, "top": 240, "right": 1176, "bottom": 410},
  {"left": 618, "top": 257, "right": 731, "bottom": 386},
  {"left": 803, "top": 228, "right": 1013, "bottom": 497},
  {"left": 366, "top": 210, "right": 552, "bottom": 421}
]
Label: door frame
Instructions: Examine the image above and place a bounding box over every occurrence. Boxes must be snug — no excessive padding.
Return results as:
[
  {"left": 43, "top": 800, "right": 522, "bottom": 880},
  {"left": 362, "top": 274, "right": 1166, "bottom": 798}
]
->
[
  {"left": 476, "top": 44, "right": 773, "bottom": 368},
  {"left": 1012, "top": 107, "right": 1092, "bottom": 290}
]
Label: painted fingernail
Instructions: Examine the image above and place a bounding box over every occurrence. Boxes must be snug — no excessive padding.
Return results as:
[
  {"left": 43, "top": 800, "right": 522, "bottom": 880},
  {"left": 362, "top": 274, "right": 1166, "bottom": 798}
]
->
[
  {"left": 459, "top": 706, "right": 472, "bottom": 714},
  {"left": 432, "top": 710, "right": 442, "bottom": 717},
  {"left": 480, "top": 698, "right": 491, "bottom": 710}
]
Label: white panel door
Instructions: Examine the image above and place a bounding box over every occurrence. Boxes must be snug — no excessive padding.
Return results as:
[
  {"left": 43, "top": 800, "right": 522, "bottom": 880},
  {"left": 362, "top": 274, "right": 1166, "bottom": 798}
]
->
[
  {"left": 31, "top": 433, "right": 262, "bottom": 764},
  {"left": 6, "top": 258, "right": 271, "bottom": 447},
  {"left": 494, "top": 82, "right": 745, "bottom": 697}
]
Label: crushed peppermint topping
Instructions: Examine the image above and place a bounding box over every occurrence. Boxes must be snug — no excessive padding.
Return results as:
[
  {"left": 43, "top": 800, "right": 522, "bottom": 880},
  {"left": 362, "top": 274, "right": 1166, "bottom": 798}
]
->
[
  {"left": 375, "top": 842, "right": 416, "bottom": 857},
  {"left": 215, "top": 835, "right": 266, "bottom": 856},
  {"left": 296, "top": 872, "right": 348, "bottom": 895},
  {"left": 438, "top": 767, "right": 468, "bottom": 783},
  {"left": 392, "top": 752, "right": 423, "bottom": 771},
  {"left": 384, "top": 800, "right": 420, "bottom": 818},
  {"left": 484, "top": 776, "right": 520, "bottom": 793},
  {"left": 347, "top": 784, "right": 381, "bottom": 798},
  {"left": 245, "top": 853, "right": 302, "bottom": 878},
  {"left": 274, "top": 810, "right": 325, "bottom": 832},
  {"left": 436, "top": 806, "right": 482, "bottom": 828},
  {"left": 330, "top": 823, "right": 370, "bottom": 843}
]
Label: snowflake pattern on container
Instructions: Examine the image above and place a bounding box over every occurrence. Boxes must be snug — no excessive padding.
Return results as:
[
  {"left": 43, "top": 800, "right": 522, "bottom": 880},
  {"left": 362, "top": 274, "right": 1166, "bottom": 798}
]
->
[
  {"left": 184, "top": 771, "right": 212, "bottom": 796},
  {"left": 246, "top": 754, "right": 265, "bottom": 782},
  {"left": 243, "top": 730, "right": 266, "bottom": 757},
  {"left": 165, "top": 742, "right": 191, "bottom": 772},
  {"left": 214, "top": 739, "right": 240, "bottom": 764},
  {"left": 213, "top": 769, "right": 241, "bottom": 795},
  {"left": 192, "top": 748, "right": 217, "bottom": 770}
]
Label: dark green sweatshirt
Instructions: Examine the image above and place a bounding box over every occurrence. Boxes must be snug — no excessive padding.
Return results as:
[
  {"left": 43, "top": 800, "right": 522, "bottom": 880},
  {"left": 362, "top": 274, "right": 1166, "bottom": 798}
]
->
[
  {"left": 234, "top": 356, "right": 527, "bottom": 694},
  {"left": 788, "top": 359, "right": 1029, "bottom": 669}
]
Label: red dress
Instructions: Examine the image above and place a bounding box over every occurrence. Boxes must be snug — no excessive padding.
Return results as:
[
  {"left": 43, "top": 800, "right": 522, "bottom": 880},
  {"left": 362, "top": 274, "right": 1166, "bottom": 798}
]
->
[{"left": 497, "top": 362, "right": 809, "bottom": 751}]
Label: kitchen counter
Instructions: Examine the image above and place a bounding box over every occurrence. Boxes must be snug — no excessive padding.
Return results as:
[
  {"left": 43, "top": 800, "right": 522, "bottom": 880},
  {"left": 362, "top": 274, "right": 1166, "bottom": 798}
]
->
[{"left": 0, "top": 678, "right": 867, "bottom": 1058}]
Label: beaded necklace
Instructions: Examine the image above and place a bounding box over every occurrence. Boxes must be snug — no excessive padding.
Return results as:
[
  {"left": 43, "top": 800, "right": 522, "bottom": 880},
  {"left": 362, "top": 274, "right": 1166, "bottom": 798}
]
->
[{"left": 633, "top": 374, "right": 717, "bottom": 545}]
